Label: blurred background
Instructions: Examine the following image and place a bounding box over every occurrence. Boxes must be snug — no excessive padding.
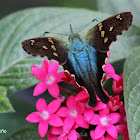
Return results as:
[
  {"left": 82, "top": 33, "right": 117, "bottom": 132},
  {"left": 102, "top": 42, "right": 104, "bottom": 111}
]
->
[{"left": 0, "top": 0, "right": 97, "bottom": 19}]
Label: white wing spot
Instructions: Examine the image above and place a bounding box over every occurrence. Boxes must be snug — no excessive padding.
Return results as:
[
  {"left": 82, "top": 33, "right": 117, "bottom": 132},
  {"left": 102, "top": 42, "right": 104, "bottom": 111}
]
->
[
  {"left": 109, "top": 27, "right": 113, "bottom": 31},
  {"left": 104, "top": 37, "right": 108, "bottom": 43},
  {"left": 42, "top": 46, "right": 48, "bottom": 50},
  {"left": 30, "top": 40, "right": 35, "bottom": 45},
  {"left": 101, "top": 31, "right": 105, "bottom": 37},
  {"left": 53, "top": 52, "right": 58, "bottom": 57},
  {"left": 51, "top": 45, "right": 56, "bottom": 51}
]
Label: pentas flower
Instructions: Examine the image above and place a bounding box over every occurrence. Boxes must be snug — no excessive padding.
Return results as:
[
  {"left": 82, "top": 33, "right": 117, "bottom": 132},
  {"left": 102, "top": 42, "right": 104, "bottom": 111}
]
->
[
  {"left": 112, "top": 74, "right": 124, "bottom": 96},
  {"left": 75, "top": 88, "right": 107, "bottom": 122},
  {"left": 62, "top": 71, "right": 80, "bottom": 91},
  {"left": 90, "top": 130, "right": 117, "bottom": 140},
  {"left": 31, "top": 59, "right": 66, "bottom": 98},
  {"left": 108, "top": 96, "right": 123, "bottom": 112},
  {"left": 119, "top": 104, "right": 127, "bottom": 125},
  {"left": 56, "top": 95, "right": 89, "bottom": 132},
  {"left": 89, "top": 107, "right": 121, "bottom": 139},
  {"left": 57, "top": 126, "right": 79, "bottom": 140},
  {"left": 103, "top": 62, "right": 120, "bottom": 81},
  {"left": 48, "top": 124, "right": 79, "bottom": 140},
  {"left": 26, "top": 98, "right": 63, "bottom": 138},
  {"left": 116, "top": 124, "right": 129, "bottom": 140}
]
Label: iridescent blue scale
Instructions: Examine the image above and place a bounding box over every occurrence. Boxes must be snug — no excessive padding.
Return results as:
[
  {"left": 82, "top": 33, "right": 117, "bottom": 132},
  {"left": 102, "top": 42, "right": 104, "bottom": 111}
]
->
[{"left": 21, "top": 12, "right": 133, "bottom": 106}]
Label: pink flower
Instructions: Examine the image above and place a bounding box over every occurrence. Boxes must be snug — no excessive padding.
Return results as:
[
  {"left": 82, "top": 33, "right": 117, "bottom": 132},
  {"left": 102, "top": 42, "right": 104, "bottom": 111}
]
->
[
  {"left": 112, "top": 74, "right": 124, "bottom": 96},
  {"left": 31, "top": 59, "right": 66, "bottom": 98},
  {"left": 119, "top": 104, "right": 127, "bottom": 125},
  {"left": 108, "top": 96, "right": 123, "bottom": 112},
  {"left": 103, "top": 62, "right": 120, "bottom": 81},
  {"left": 75, "top": 88, "right": 107, "bottom": 122},
  {"left": 56, "top": 96, "right": 89, "bottom": 132},
  {"left": 26, "top": 98, "right": 63, "bottom": 138},
  {"left": 90, "top": 130, "right": 117, "bottom": 140},
  {"left": 57, "top": 127, "right": 78, "bottom": 140},
  {"left": 103, "top": 63, "right": 124, "bottom": 95},
  {"left": 116, "top": 100, "right": 129, "bottom": 140},
  {"left": 62, "top": 71, "right": 81, "bottom": 92},
  {"left": 48, "top": 124, "right": 79, "bottom": 140},
  {"left": 75, "top": 87, "right": 89, "bottom": 103},
  {"left": 89, "top": 107, "right": 121, "bottom": 139}
]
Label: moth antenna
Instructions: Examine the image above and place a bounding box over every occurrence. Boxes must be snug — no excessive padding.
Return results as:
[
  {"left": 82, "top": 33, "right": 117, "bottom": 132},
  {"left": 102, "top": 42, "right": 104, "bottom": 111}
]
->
[
  {"left": 77, "top": 19, "right": 98, "bottom": 33},
  {"left": 43, "top": 31, "right": 69, "bottom": 36},
  {"left": 70, "top": 24, "right": 74, "bottom": 33}
]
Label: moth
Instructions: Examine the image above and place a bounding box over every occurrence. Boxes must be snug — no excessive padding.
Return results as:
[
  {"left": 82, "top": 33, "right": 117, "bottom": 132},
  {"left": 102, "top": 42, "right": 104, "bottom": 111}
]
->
[{"left": 21, "top": 12, "right": 132, "bottom": 107}]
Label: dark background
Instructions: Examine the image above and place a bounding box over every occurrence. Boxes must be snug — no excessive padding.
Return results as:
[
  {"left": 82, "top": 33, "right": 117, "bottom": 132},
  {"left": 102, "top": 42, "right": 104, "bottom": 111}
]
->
[{"left": 0, "top": 0, "right": 97, "bottom": 19}]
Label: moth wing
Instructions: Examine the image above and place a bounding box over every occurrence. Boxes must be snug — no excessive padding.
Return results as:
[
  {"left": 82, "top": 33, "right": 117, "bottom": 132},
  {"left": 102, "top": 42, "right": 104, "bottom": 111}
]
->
[
  {"left": 84, "top": 12, "right": 133, "bottom": 52},
  {"left": 21, "top": 37, "right": 68, "bottom": 65}
]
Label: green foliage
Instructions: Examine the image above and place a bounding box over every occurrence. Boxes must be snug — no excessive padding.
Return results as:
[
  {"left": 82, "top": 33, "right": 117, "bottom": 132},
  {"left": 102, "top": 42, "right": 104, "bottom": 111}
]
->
[
  {"left": 124, "top": 46, "right": 140, "bottom": 140},
  {"left": 6, "top": 127, "right": 40, "bottom": 140},
  {"left": 0, "top": 86, "right": 14, "bottom": 112},
  {"left": 98, "top": 0, "right": 140, "bottom": 27}
]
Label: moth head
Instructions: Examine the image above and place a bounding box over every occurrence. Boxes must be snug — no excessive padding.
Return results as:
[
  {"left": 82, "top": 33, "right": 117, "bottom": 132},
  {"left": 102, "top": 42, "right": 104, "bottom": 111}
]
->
[{"left": 68, "top": 33, "right": 81, "bottom": 42}]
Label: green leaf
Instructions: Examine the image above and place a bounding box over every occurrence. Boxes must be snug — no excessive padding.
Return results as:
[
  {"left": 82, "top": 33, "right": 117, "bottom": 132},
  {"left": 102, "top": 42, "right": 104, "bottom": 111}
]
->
[
  {"left": 0, "top": 113, "right": 36, "bottom": 140},
  {"left": 124, "top": 46, "right": 140, "bottom": 140},
  {"left": 0, "top": 7, "right": 139, "bottom": 95},
  {"left": 97, "top": 0, "right": 140, "bottom": 27},
  {"left": 0, "top": 86, "right": 14, "bottom": 112},
  {"left": 6, "top": 126, "right": 41, "bottom": 140}
]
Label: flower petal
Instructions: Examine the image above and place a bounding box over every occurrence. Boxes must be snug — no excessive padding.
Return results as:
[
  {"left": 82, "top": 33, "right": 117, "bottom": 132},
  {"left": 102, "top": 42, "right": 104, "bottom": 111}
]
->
[
  {"left": 49, "top": 126, "right": 63, "bottom": 135},
  {"left": 63, "top": 117, "right": 75, "bottom": 132},
  {"left": 84, "top": 109, "right": 94, "bottom": 121},
  {"left": 47, "top": 98, "right": 62, "bottom": 113},
  {"left": 48, "top": 84, "right": 60, "bottom": 98},
  {"left": 106, "top": 134, "right": 116, "bottom": 140},
  {"left": 75, "top": 90, "right": 89, "bottom": 102},
  {"left": 33, "top": 82, "right": 48, "bottom": 96},
  {"left": 68, "top": 130, "right": 77, "bottom": 140},
  {"left": 95, "top": 125, "right": 105, "bottom": 139},
  {"left": 26, "top": 112, "right": 41, "bottom": 123},
  {"left": 56, "top": 107, "right": 68, "bottom": 117},
  {"left": 104, "top": 62, "right": 115, "bottom": 74},
  {"left": 89, "top": 114, "right": 100, "bottom": 125},
  {"left": 90, "top": 130, "right": 96, "bottom": 140},
  {"left": 76, "top": 102, "right": 85, "bottom": 114},
  {"left": 116, "top": 124, "right": 127, "bottom": 136},
  {"left": 42, "top": 59, "right": 49, "bottom": 71},
  {"left": 32, "top": 67, "right": 47, "bottom": 81},
  {"left": 99, "top": 106, "right": 109, "bottom": 116},
  {"left": 36, "top": 98, "right": 47, "bottom": 112},
  {"left": 49, "top": 114, "right": 63, "bottom": 127},
  {"left": 56, "top": 72, "right": 66, "bottom": 83},
  {"left": 106, "top": 124, "right": 118, "bottom": 139},
  {"left": 38, "top": 120, "right": 48, "bottom": 137},
  {"left": 108, "top": 73, "right": 120, "bottom": 81},
  {"left": 48, "top": 61, "right": 59, "bottom": 74},
  {"left": 47, "top": 130, "right": 57, "bottom": 140},
  {"left": 90, "top": 130, "right": 105, "bottom": 140},
  {"left": 75, "top": 115, "right": 89, "bottom": 129},
  {"left": 109, "top": 113, "right": 121, "bottom": 124},
  {"left": 67, "top": 96, "right": 76, "bottom": 108},
  {"left": 93, "top": 101, "right": 107, "bottom": 111}
]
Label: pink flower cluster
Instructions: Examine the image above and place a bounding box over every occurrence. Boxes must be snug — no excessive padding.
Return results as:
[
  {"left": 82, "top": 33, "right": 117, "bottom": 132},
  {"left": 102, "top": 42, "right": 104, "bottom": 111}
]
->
[{"left": 26, "top": 59, "right": 129, "bottom": 140}]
